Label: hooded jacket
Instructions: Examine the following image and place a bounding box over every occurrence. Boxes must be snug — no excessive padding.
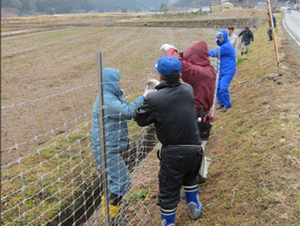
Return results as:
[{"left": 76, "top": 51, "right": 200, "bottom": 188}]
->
[
  {"left": 208, "top": 30, "right": 236, "bottom": 77},
  {"left": 167, "top": 41, "right": 216, "bottom": 113},
  {"left": 91, "top": 68, "right": 144, "bottom": 153}
]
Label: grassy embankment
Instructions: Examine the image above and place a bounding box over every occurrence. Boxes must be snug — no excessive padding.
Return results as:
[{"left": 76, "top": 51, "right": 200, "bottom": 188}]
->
[
  {"left": 178, "top": 16, "right": 300, "bottom": 226},
  {"left": 126, "top": 15, "right": 300, "bottom": 226}
]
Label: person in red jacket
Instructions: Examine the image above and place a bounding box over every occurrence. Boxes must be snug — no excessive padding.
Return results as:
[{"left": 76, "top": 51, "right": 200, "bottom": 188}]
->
[
  {"left": 161, "top": 42, "right": 216, "bottom": 114},
  {"left": 161, "top": 42, "right": 217, "bottom": 141}
]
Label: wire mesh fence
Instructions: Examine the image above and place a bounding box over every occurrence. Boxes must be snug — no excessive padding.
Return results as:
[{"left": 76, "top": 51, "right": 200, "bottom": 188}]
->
[{"left": 1, "top": 17, "right": 265, "bottom": 225}]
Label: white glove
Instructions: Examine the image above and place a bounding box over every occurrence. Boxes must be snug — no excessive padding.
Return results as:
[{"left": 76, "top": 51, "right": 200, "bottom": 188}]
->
[
  {"left": 146, "top": 78, "right": 160, "bottom": 90},
  {"left": 143, "top": 88, "right": 156, "bottom": 97},
  {"left": 143, "top": 78, "right": 160, "bottom": 97},
  {"left": 160, "top": 43, "right": 177, "bottom": 54}
]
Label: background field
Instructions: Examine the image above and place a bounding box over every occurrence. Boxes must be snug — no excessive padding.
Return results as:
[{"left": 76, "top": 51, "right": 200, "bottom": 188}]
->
[{"left": 1, "top": 9, "right": 300, "bottom": 226}]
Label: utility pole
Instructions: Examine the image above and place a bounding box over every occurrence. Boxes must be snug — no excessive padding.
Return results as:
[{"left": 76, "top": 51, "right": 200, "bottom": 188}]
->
[{"left": 266, "top": 0, "right": 280, "bottom": 67}]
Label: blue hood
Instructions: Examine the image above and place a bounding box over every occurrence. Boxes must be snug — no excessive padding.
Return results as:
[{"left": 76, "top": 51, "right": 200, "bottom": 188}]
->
[
  {"left": 217, "top": 30, "right": 229, "bottom": 46},
  {"left": 103, "top": 67, "right": 120, "bottom": 96}
]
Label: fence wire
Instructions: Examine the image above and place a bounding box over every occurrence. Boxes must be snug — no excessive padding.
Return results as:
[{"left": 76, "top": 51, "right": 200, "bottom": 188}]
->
[{"left": 1, "top": 18, "right": 263, "bottom": 225}]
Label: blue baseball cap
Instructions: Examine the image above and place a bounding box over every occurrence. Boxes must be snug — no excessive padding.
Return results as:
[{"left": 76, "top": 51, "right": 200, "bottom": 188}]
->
[
  {"left": 153, "top": 56, "right": 182, "bottom": 76},
  {"left": 216, "top": 32, "right": 224, "bottom": 38}
]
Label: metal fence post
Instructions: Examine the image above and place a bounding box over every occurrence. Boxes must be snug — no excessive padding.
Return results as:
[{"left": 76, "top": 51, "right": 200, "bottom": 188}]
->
[{"left": 97, "top": 51, "right": 110, "bottom": 225}]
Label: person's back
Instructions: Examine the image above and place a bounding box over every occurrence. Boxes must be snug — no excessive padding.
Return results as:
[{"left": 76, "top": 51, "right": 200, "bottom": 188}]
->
[
  {"left": 140, "top": 80, "right": 201, "bottom": 146},
  {"left": 134, "top": 56, "right": 203, "bottom": 226},
  {"left": 166, "top": 41, "right": 216, "bottom": 113}
]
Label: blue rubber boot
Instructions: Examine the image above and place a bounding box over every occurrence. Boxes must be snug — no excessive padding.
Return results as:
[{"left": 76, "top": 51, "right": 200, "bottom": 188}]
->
[
  {"left": 184, "top": 185, "right": 202, "bottom": 220},
  {"left": 160, "top": 207, "right": 176, "bottom": 226}
]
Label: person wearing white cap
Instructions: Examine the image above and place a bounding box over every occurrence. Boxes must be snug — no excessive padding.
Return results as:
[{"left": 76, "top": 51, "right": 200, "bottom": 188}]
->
[{"left": 134, "top": 56, "right": 203, "bottom": 226}]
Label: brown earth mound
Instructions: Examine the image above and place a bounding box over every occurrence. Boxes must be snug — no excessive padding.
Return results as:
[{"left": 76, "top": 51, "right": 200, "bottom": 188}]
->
[{"left": 213, "top": 9, "right": 268, "bottom": 18}]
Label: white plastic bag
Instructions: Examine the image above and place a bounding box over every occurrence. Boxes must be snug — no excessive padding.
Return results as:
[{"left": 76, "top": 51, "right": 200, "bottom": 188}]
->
[{"left": 199, "top": 153, "right": 212, "bottom": 179}]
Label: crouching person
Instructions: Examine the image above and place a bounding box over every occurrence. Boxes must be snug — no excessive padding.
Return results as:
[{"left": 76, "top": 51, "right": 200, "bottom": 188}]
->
[
  {"left": 91, "top": 67, "right": 144, "bottom": 225},
  {"left": 133, "top": 56, "right": 203, "bottom": 225}
]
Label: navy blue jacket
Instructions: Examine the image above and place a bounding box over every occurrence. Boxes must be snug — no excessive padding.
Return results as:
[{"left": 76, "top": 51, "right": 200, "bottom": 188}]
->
[{"left": 238, "top": 29, "right": 254, "bottom": 45}]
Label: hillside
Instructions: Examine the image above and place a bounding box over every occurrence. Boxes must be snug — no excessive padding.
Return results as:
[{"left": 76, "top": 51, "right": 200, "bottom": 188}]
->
[
  {"left": 127, "top": 14, "right": 300, "bottom": 225},
  {"left": 1, "top": 0, "right": 273, "bottom": 16},
  {"left": 87, "top": 12, "right": 300, "bottom": 226},
  {"left": 1, "top": 0, "right": 169, "bottom": 16}
]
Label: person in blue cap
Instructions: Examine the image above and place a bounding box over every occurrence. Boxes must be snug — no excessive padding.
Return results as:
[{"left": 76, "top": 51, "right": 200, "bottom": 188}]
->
[
  {"left": 134, "top": 56, "right": 203, "bottom": 225},
  {"left": 208, "top": 30, "right": 236, "bottom": 112},
  {"left": 91, "top": 67, "right": 145, "bottom": 225}
]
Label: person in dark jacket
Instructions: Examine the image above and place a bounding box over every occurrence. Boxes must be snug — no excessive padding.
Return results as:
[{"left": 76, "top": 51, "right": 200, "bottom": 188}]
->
[
  {"left": 91, "top": 68, "right": 144, "bottom": 224},
  {"left": 267, "top": 12, "right": 276, "bottom": 41},
  {"left": 134, "top": 56, "right": 203, "bottom": 226},
  {"left": 208, "top": 30, "right": 236, "bottom": 112},
  {"left": 238, "top": 26, "right": 254, "bottom": 55}
]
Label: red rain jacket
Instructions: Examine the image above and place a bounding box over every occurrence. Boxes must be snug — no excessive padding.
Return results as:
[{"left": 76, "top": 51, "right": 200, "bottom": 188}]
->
[{"left": 167, "top": 41, "right": 216, "bottom": 114}]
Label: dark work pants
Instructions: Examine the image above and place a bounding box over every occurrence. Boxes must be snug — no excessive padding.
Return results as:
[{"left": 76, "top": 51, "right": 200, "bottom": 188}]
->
[
  {"left": 267, "top": 28, "right": 273, "bottom": 40},
  {"left": 157, "top": 145, "right": 202, "bottom": 210}
]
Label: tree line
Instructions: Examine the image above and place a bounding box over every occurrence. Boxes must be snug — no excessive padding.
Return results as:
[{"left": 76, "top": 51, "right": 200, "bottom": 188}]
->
[
  {"left": 2, "top": 0, "right": 98, "bottom": 15},
  {"left": 1, "top": 0, "right": 168, "bottom": 16}
]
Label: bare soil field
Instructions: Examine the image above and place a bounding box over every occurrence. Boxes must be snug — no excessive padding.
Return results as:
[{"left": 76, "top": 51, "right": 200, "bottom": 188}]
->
[
  {"left": 1, "top": 21, "right": 219, "bottom": 165},
  {"left": 1, "top": 10, "right": 267, "bottom": 166}
]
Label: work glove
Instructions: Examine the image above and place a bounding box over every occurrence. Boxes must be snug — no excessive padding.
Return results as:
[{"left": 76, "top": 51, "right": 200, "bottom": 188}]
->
[
  {"left": 160, "top": 43, "right": 177, "bottom": 54},
  {"left": 143, "top": 88, "right": 155, "bottom": 97},
  {"left": 146, "top": 78, "right": 160, "bottom": 89},
  {"left": 143, "top": 78, "right": 159, "bottom": 97}
]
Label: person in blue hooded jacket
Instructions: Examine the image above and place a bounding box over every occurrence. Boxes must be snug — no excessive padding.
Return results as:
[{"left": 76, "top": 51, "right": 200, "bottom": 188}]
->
[
  {"left": 208, "top": 30, "right": 236, "bottom": 112},
  {"left": 91, "top": 67, "right": 144, "bottom": 224}
]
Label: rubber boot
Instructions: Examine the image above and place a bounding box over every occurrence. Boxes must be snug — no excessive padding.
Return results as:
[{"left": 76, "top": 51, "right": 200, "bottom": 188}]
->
[
  {"left": 102, "top": 195, "right": 128, "bottom": 225},
  {"left": 184, "top": 185, "right": 202, "bottom": 220},
  {"left": 161, "top": 207, "right": 176, "bottom": 226}
]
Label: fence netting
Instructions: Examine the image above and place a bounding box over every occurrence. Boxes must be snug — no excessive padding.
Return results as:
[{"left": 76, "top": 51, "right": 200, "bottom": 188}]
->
[{"left": 1, "top": 18, "right": 265, "bottom": 225}]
